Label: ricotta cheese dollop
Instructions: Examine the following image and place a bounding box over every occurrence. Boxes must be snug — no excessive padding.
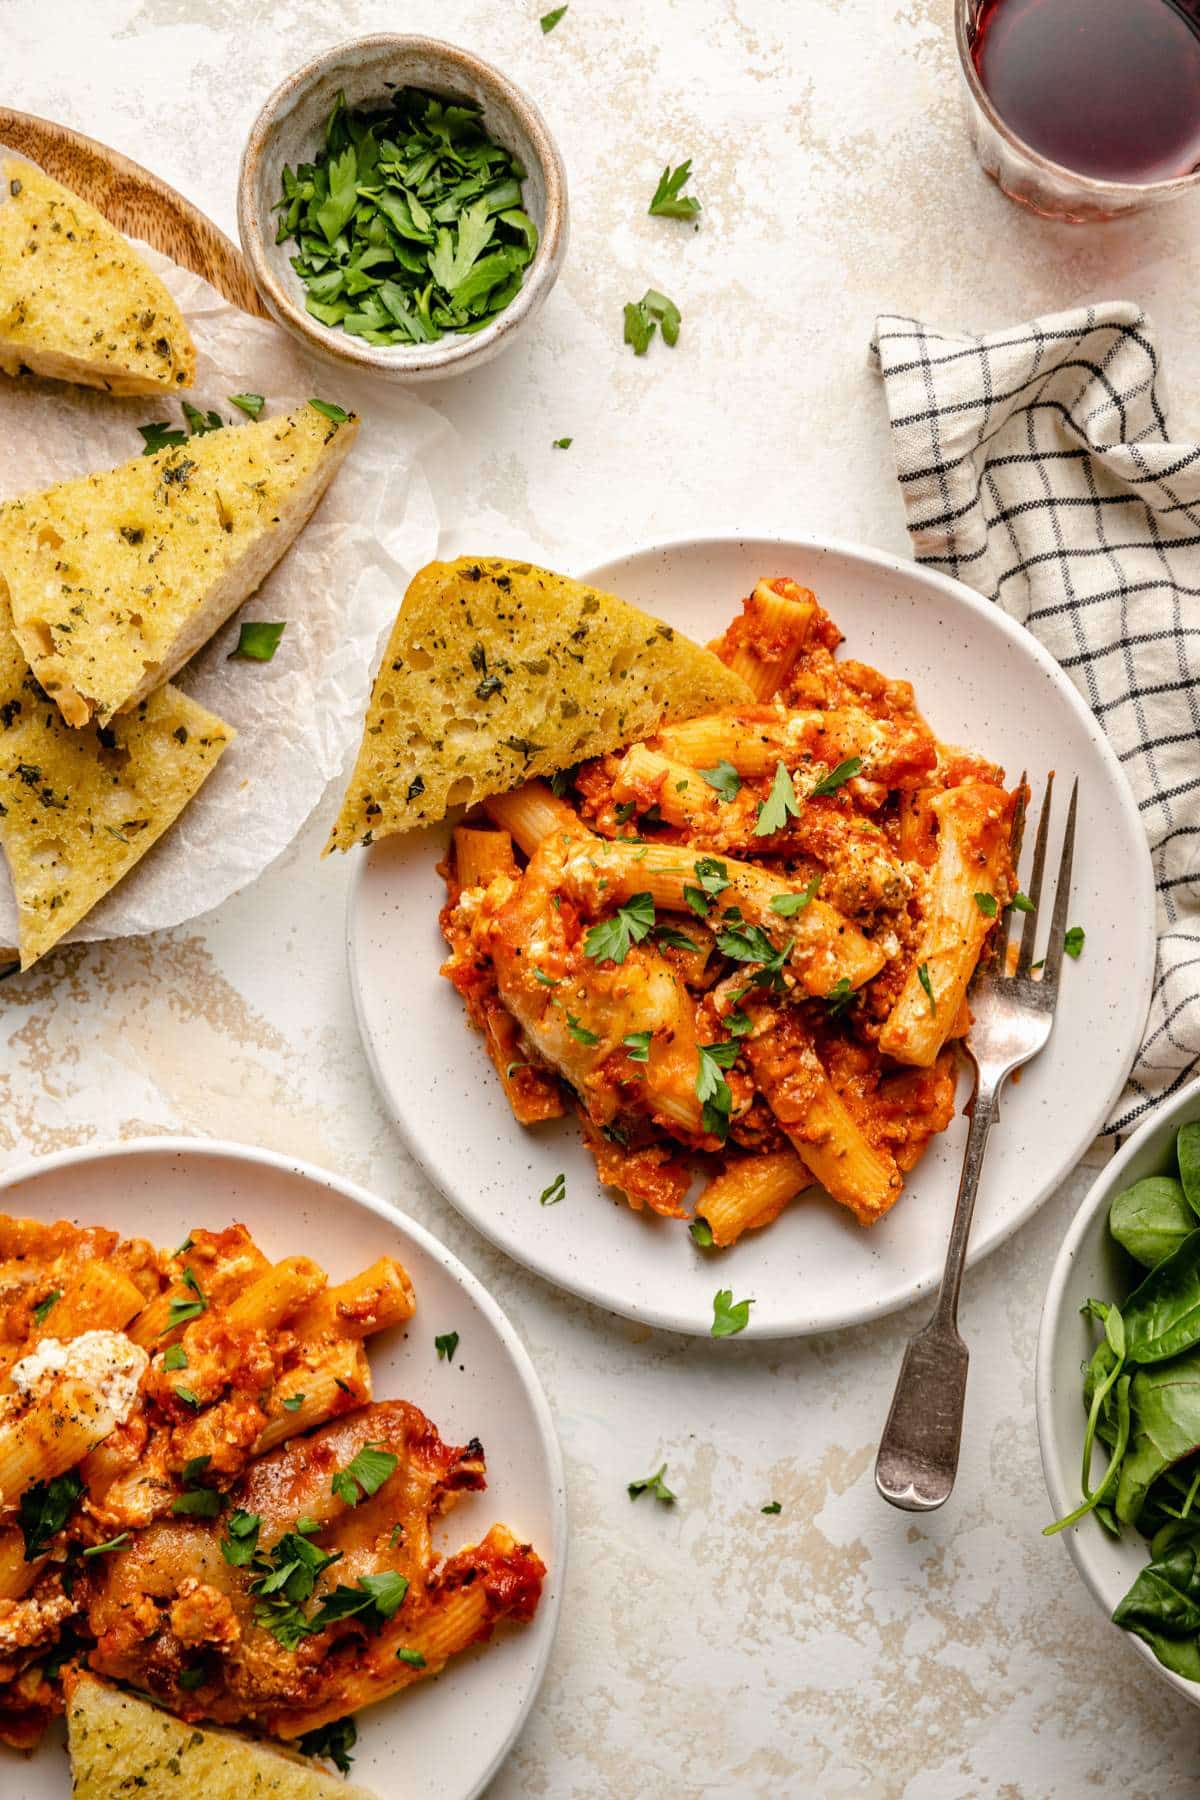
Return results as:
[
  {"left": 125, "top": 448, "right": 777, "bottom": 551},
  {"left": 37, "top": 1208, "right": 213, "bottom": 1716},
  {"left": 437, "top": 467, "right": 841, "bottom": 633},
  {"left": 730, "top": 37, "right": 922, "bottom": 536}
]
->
[{"left": 11, "top": 1329, "right": 149, "bottom": 1424}]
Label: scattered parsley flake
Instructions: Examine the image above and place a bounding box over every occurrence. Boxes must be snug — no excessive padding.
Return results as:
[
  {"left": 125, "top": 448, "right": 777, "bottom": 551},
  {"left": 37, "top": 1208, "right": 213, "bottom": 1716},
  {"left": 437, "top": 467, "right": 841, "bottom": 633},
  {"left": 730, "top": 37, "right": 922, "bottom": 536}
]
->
[
  {"left": 771, "top": 876, "right": 821, "bottom": 916},
  {"left": 435, "top": 1331, "right": 460, "bottom": 1361},
  {"left": 628, "top": 1462, "right": 676, "bottom": 1502},
  {"left": 700, "top": 759, "right": 741, "bottom": 802},
  {"left": 31, "top": 1290, "right": 60, "bottom": 1325},
  {"left": 761, "top": 1501, "right": 782, "bottom": 1515},
  {"left": 331, "top": 1443, "right": 398, "bottom": 1508},
  {"left": 711, "top": 1288, "right": 754, "bottom": 1338},
  {"left": 649, "top": 159, "right": 701, "bottom": 221},
  {"left": 584, "top": 892, "right": 655, "bottom": 964},
  {"left": 689, "top": 1218, "right": 714, "bottom": 1248},
  {"left": 229, "top": 621, "right": 285, "bottom": 662},
  {"left": 973, "top": 892, "right": 998, "bottom": 918},
  {"left": 541, "top": 4, "right": 568, "bottom": 30},
  {"left": 540, "top": 1172, "right": 566, "bottom": 1206},
  {"left": 1011, "top": 891, "right": 1035, "bottom": 914},
  {"left": 755, "top": 762, "right": 800, "bottom": 836},
  {"left": 229, "top": 392, "right": 265, "bottom": 417},
  {"left": 566, "top": 1013, "right": 600, "bottom": 1045},
  {"left": 623, "top": 1030, "right": 652, "bottom": 1063},
  {"left": 810, "top": 756, "right": 863, "bottom": 798},
  {"left": 917, "top": 962, "right": 937, "bottom": 1015},
  {"left": 1064, "top": 925, "right": 1086, "bottom": 959}
]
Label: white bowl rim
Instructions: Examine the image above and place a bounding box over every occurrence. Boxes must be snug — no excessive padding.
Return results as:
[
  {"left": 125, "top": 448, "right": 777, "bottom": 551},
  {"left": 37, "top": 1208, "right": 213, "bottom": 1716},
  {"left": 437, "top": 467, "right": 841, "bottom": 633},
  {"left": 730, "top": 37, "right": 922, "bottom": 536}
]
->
[
  {"left": 0, "top": 1132, "right": 568, "bottom": 1794},
  {"left": 346, "top": 526, "right": 1157, "bottom": 1336},
  {"left": 236, "top": 32, "right": 568, "bottom": 380},
  {"left": 1036, "top": 1072, "right": 1200, "bottom": 1709}
]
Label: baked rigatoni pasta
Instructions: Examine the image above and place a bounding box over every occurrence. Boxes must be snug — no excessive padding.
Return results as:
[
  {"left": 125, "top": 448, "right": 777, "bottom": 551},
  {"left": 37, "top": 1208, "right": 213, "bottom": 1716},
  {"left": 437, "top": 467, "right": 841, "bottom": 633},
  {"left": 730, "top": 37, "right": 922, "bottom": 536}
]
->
[
  {"left": 0, "top": 1213, "right": 545, "bottom": 1764},
  {"left": 439, "top": 577, "right": 1019, "bottom": 1239}
]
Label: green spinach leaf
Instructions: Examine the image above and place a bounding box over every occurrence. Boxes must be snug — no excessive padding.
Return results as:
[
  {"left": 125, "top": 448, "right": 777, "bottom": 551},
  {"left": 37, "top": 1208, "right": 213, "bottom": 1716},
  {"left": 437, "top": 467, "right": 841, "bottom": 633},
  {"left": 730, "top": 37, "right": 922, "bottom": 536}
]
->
[{"left": 1110, "top": 1177, "right": 1197, "bottom": 1270}]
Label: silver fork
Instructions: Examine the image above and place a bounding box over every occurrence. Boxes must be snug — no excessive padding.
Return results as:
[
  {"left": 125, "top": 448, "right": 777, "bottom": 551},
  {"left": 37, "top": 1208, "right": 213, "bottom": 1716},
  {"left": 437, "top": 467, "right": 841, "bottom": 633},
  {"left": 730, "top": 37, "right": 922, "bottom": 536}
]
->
[{"left": 875, "top": 772, "right": 1078, "bottom": 1512}]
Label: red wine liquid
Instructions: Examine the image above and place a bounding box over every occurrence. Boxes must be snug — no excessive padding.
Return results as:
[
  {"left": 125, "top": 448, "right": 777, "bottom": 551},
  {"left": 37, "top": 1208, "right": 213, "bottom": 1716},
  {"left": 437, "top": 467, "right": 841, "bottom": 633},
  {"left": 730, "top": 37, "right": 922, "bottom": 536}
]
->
[{"left": 973, "top": 0, "right": 1200, "bottom": 184}]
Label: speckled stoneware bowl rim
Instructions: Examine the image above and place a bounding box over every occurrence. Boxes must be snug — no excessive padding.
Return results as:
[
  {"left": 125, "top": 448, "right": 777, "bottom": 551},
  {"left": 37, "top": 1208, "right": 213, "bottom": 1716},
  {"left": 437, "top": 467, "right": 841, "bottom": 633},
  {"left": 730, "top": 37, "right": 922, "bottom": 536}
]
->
[
  {"left": 237, "top": 34, "right": 568, "bottom": 382},
  {"left": 1037, "top": 1075, "right": 1200, "bottom": 1710}
]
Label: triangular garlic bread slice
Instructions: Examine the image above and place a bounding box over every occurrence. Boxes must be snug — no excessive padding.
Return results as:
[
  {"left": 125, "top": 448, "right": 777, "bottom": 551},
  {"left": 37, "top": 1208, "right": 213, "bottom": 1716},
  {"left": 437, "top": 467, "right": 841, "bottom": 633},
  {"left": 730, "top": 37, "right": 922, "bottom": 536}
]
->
[
  {"left": 0, "top": 154, "right": 195, "bottom": 395},
  {"left": 0, "top": 601, "right": 233, "bottom": 967},
  {"left": 0, "top": 402, "right": 357, "bottom": 727},
  {"left": 65, "top": 1671, "right": 379, "bottom": 1799},
  {"left": 326, "top": 555, "right": 753, "bottom": 850}
]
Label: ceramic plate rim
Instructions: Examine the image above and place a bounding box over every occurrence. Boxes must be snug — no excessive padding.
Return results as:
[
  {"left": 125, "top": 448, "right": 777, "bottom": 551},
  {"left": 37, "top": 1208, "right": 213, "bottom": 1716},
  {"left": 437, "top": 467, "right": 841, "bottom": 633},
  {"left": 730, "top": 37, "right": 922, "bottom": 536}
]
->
[
  {"left": 348, "top": 530, "right": 1156, "bottom": 1337},
  {"left": 0, "top": 1133, "right": 567, "bottom": 1800}
]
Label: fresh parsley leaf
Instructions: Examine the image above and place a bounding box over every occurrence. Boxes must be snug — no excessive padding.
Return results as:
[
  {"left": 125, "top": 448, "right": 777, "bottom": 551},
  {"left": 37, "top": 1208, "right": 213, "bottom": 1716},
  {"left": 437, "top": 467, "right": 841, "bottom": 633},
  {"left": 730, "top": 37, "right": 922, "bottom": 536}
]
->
[
  {"left": 566, "top": 1013, "right": 600, "bottom": 1045},
  {"left": 396, "top": 1646, "right": 427, "bottom": 1667},
  {"left": 533, "top": 967, "right": 560, "bottom": 986},
  {"left": 540, "top": 1172, "right": 566, "bottom": 1206},
  {"left": 724, "top": 1007, "right": 753, "bottom": 1036},
  {"left": 761, "top": 1501, "right": 782, "bottom": 1515},
  {"left": 642, "top": 288, "right": 681, "bottom": 346},
  {"left": 973, "top": 892, "right": 998, "bottom": 918},
  {"left": 1011, "top": 891, "right": 1035, "bottom": 913},
  {"left": 584, "top": 892, "right": 655, "bottom": 964},
  {"left": 309, "top": 398, "right": 349, "bottom": 423},
  {"left": 220, "top": 1509, "right": 262, "bottom": 1567},
  {"left": 648, "top": 159, "right": 701, "bottom": 221},
  {"left": 165, "top": 1268, "right": 207, "bottom": 1332},
  {"left": 716, "top": 921, "right": 791, "bottom": 991},
  {"left": 1064, "top": 925, "right": 1086, "bottom": 959},
  {"left": 31, "top": 1290, "right": 60, "bottom": 1325},
  {"left": 435, "top": 1331, "right": 460, "bottom": 1361},
  {"left": 297, "top": 1717, "right": 357, "bottom": 1775},
  {"left": 682, "top": 884, "right": 710, "bottom": 919},
  {"left": 311, "top": 1570, "right": 409, "bottom": 1631},
  {"left": 917, "top": 962, "right": 937, "bottom": 1015},
  {"left": 162, "top": 1343, "right": 187, "bottom": 1371},
  {"left": 700, "top": 759, "right": 741, "bottom": 802},
  {"left": 755, "top": 761, "right": 800, "bottom": 836},
  {"left": 138, "top": 420, "right": 187, "bottom": 455},
  {"left": 694, "top": 857, "right": 731, "bottom": 897},
  {"left": 181, "top": 1454, "right": 212, "bottom": 1485},
  {"left": 689, "top": 1218, "right": 714, "bottom": 1248},
  {"left": 19, "top": 1472, "right": 83, "bottom": 1559},
  {"left": 825, "top": 976, "right": 854, "bottom": 1017},
  {"left": 654, "top": 924, "right": 703, "bottom": 953},
  {"left": 331, "top": 1443, "right": 398, "bottom": 1508},
  {"left": 182, "top": 401, "right": 225, "bottom": 436},
  {"left": 696, "top": 1042, "right": 738, "bottom": 1140},
  {"left": 172, "top": 1487, "right": 222, "bottom": 1517},
  {"left": 282, "top": 1394, "right": 305, "bottom": 1412},
  {"left": 623, "top": 1030, "right": 652, "bottom": 1063},
  {"left": 229, "top": 621, "right": 285, "bottom": 662},
  {"left": 175, "top": 1385, "right": 201, "bottom": 1409},
  {"left": 552, "top": 436, "right": 572, "bottom": 448},
  {"left": 82, "top": 1531, "right": 131, "bottom": 1558},
  {"left": 229, "top": 392, "right": 265, "bottom": 417},
  {"left": 541, "top": 4, "right": 568, "bottom": 31},
  {"left": 711, "top": 1288, "right": 754, "bottom": 1338},
  {"left": 627, "top": 1462, "right": 676, "bottom": 1502},
  {"left": 624, "top": 298, "right": 657, "bottom": 355},
  {"left": 811, "top": 756, "right": 863, "bottom": 797},
  {"left": 771, "top": 876, "right": 821, "bottom": 917}
]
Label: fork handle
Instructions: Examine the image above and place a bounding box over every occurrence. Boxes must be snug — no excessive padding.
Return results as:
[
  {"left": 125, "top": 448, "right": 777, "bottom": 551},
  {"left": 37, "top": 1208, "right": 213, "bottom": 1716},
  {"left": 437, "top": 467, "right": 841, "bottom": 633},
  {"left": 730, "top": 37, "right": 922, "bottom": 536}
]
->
[{"left": 874, "top": 1077, "right": 1001, "bottom": 1511}]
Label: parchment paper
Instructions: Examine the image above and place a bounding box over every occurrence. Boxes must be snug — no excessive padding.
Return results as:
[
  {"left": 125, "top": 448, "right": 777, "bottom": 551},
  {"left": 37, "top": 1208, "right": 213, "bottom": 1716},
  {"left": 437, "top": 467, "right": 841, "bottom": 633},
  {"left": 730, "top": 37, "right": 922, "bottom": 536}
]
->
[{"left": 0, "top": 245, "right": 444, "bottom": 943}]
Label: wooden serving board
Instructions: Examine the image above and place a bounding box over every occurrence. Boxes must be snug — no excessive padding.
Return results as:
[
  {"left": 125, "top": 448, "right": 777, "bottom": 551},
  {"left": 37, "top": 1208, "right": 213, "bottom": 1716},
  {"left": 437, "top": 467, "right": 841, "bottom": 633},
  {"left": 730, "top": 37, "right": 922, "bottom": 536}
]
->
[
  {"left": 0, "top": 111, "right": 268, "bottom": 972},
  {"left": 0, "top": 107, "right": 268, "bottom": 317}
]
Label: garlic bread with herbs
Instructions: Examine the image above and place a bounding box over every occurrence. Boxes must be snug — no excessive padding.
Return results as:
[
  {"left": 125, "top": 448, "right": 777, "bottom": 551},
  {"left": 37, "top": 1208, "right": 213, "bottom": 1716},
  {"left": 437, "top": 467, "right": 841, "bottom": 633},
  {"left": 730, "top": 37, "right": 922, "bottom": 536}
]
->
[
  {"left": 0, "top": 400, "right": 357, "bottom": 728},
  {"left": 0, "top": 155, "right": 195, "bottom": 396},
  {"left": 66, "top": 1672, "right": 378, "bottom": 1800},
  {"left": 0, "top": 599, "right": 233, "bottom": 968},
  {"left": 326, "top": 556, "right": 753, "bottom": 851}
]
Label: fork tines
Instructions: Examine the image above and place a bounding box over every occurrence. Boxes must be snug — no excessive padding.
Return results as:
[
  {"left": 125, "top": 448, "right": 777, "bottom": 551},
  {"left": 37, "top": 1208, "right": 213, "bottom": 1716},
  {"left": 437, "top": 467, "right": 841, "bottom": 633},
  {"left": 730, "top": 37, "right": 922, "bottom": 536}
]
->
[{"left": 995, "top": 772, "right": 1078, "bottom": 994}]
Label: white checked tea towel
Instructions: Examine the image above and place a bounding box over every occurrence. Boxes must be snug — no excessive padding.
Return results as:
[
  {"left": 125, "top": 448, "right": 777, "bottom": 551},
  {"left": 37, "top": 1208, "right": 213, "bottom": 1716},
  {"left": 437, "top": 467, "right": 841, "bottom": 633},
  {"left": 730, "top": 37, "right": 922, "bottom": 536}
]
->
[{"left": 871, "top": 302, "right": 1200, "bottom": 1136}]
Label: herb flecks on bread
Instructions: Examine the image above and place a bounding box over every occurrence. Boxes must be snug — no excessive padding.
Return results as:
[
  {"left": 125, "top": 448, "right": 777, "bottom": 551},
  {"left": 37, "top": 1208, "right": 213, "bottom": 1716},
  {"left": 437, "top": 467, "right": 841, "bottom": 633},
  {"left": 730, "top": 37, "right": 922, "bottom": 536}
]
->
[
  {"left": 0, "top": 402, "right": 357, "bottom": 728},
  {"left": 326, "top": 556, "right": 753, "bottom": 851},
  {"left": 0, "top": 597, "right": 233, "bottom": 968},
  {"left": 0, "top": 156, "right": 195, "bottom": 396}
]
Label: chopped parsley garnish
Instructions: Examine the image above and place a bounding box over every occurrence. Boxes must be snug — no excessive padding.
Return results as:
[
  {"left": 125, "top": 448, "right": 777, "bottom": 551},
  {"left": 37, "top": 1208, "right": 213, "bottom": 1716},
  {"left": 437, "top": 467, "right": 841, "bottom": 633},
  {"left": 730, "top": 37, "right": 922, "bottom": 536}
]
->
[
  {"left": 755, "top": 761, "right": 800, "bottom": 836},
  {"left": 825, "top": 976, "right": 854, "bottom": 1017},
  {"left": 683, "top": 884, "right": 711, "bottom": 919},
  {"left": 311, "top": 1570, "right": 409, "bottom": 1631},
  {"left": 716, "top": 921, "right": 791, "bottom": 991},
  {"left": 1011, "top": 891, "right": 1035, "bottom": 913},
  {"left": 174, "top": 1385, "right": 201, "bottom": 1409},
  {"left": 31, "top": 1290, "right": 60, "bottom": 1325},
  {"left": 628, "top": 1462, "right": 676, "bottom": 1502},
  {"left": 624, "top": 288, "right": 682, "bottom": 354},
  {"left": 711, "top": 1288, "right": 754, "bottom": 1338},
  {"left": 165, "top": 1266, "right": 207, "bottom": 1332},
  {"left": 552, "top": 435, "right": 572, "bottom": 448},
  {"left": 771, "top": 876, "right": 821, "bottom": 917},
  {"left": 533, "top": 967, "right": 560, "bottom": 986},
  {"left": 435, "top": 1331, "right": 460, "bottom": 1361},
  {"left": 229, "top": 392, "right": 265, "bottom": 417},
  {"left": 540, "top": 1172, "right": 566, "bottom": 1206},
  {"left": 297, "top": 1718, "right": 357, "bottom": 1775},
  {"left": 82, "top": 1532, "right": 131, "bottom": 1558},
  {"left": 172, "top": 1486, "right": 222, "bottom": 1517},
  {"left": 724, "top": 1007, "right": 753, "bottom": 1036},
  {"left": 584, "top": 892, "right": 655, "bottom": 964},
  {"left": 309, "top": 399, "right": 349, "bottom": 423},
  {"left": 696, "top": 1040, "right": 739, "bottom": 1140},
  {"left": 540, "top": 4, "right": 568, "bottom": 30},
  {"left": 566, "top": 1013, "right": 600, "bottom": 1045},
  {"left": 699, "top": 759, "right": 741, "bottom": 801},
  {"left": 19, "top": 1471, "right": 83, "bottom": 1559},
  {"left": 229, "top": 621, "right": 285, "bottom": 662},
  {"left": 162, "top": 1344, "right": 188, "bottom": 1371},
  {"left": 282, "top": 1394, "right": 305, "bottom": 1412},
  {"left": 694, "top": 856, "right": 731, "bottom": 897},
  {"left": 137, "top": 420, "right": 187, "bottom": 455},
  {"left": 810, "top": 756, "right": 863, "bottom": 797},
  {"left": 1064, "top": 925, "right": 1086, "bottom": 959},
  {"left": 648, "top": 159, "right": 701, "bottom": 221},
  {"left": 623, "top": 1030, "right": 652, "bottom": 1063},
  {"left": 331, "top": 1443, "right": 398, "bottom": 1508},
  {"left": 220, "top": 1509, "right": 263, "bottom": 1567},
  {"left": 654, "top": 924, "right": 703, "bottom": 953},
  {"left": 689, "top": 1218, "right": 715, "bottom": 1248},
  {"left": 182, "top": 401, "right": 224, "bottom": 436},
  {"left": 396, "top": 1646, "right": 427, "bottom": 1667},
  {"left": 277, "top": 91, "right": 538, "bottom": 347},
  {"left": 917, "top": 962, "right": 937, "bottom": 1015},
  {"left": 249, "top": 1530, "right": 343, "bottom": 1649},
  {"left": 761, "top": 1501, "right": 782, "bottom": 1515},
  {"left": 973, "top": 892, "right": 998, "bottom": 918}
]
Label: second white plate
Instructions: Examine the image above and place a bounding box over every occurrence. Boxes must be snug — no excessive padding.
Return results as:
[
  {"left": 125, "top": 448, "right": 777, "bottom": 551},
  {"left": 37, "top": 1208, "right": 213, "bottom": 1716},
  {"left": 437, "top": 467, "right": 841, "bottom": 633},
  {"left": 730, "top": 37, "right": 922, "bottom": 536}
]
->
[{"left": 348, "top": 533, "right": 1155, "bottom": 1337}]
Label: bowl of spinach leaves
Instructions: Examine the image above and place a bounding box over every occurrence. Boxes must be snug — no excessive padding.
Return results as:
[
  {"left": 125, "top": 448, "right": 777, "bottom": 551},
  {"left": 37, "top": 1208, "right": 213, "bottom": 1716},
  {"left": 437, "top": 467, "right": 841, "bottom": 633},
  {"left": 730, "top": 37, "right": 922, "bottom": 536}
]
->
[{"left": 1038, "top": 1076, "right": 1200, "bottom": 1701}]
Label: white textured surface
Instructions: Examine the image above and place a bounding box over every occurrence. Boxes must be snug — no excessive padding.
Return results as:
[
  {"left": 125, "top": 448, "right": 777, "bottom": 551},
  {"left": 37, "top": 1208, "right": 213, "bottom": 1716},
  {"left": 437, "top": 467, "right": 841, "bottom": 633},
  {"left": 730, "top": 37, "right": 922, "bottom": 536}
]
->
[{"left": 2, "top": 1, "right": 1198, "bottom": 1794}]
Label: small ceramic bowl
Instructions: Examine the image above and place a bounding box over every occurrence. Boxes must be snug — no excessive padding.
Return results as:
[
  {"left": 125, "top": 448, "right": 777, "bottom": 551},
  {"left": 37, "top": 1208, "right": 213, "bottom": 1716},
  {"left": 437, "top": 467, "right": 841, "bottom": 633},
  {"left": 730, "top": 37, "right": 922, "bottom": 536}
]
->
[
  {"left": 1037, "top": 1074, "right": 1200, "bottom": 1709},
  {"left": 238, "top": 35, "right": 568, "bottom": 383}
]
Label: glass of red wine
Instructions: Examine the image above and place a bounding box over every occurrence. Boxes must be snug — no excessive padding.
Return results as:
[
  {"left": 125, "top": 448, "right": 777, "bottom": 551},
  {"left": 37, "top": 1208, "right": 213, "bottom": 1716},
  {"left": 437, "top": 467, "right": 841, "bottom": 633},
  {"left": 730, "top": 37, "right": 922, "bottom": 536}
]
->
[{"left": 956, "top": 0, "right": 1200, "bottom": 220}]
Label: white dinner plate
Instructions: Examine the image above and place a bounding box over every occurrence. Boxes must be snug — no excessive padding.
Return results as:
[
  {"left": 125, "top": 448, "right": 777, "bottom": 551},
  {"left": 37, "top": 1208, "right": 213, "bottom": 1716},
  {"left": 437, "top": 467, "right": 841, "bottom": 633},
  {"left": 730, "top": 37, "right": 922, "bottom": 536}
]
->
[
  {"left": 0, "top": 1137, "right": 565, "bottom": 1800},
  {"left": 348, "top": 534, "right": 1156, "bottom": 1338}
]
